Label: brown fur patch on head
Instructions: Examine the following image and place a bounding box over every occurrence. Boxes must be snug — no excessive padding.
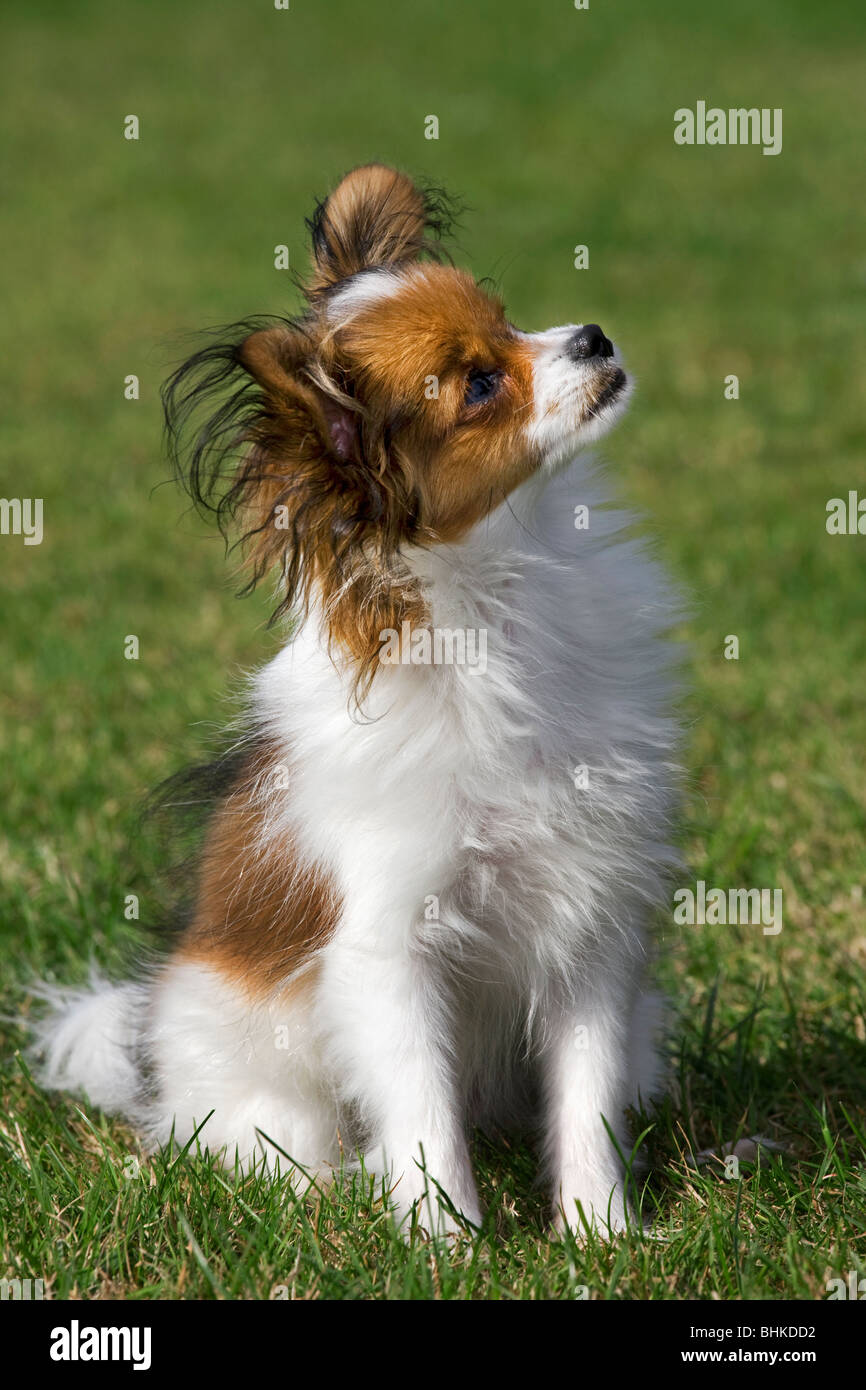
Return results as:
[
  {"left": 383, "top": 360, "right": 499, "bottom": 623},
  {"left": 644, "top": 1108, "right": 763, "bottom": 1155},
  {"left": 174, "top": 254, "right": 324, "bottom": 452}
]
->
[
  {"left": 164, "top": 313, "right": 430, "bottom": 703},
  {"left": 163, "top": 167, "right": 540, "bottom": 700},
  {"left": 237, "top": 322, "right": 433, "bottom": 699},
  {"left": 325, "top": 264, "right": 539, "bottom": 540}
]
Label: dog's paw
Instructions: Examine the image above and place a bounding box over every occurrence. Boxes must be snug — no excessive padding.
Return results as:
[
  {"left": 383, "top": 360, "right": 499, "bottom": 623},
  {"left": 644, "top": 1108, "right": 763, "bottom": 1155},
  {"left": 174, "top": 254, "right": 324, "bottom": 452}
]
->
[
  {"left": 553, "top": 1180, "right": 634, "bottom": 1242},
  {"left": 360, "top": 1145, "right": 481, "bottom": 1240}
]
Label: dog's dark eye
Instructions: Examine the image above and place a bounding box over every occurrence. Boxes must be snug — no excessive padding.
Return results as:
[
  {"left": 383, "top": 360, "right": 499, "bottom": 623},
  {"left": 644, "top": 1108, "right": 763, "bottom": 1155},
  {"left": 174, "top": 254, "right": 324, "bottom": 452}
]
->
[{"left": 464, "top": 369, "right": 502, "bottom": 406}]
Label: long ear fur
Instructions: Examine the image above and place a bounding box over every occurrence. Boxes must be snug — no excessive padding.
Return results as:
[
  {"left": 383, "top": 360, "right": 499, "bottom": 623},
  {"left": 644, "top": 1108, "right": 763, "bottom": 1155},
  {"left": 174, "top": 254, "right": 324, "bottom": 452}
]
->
[
  {"left": 306, "top": 163, "right": 459, "bottom": 293},
  {"left": 162, "top": 319, "right": 428, "bottom": 702}
]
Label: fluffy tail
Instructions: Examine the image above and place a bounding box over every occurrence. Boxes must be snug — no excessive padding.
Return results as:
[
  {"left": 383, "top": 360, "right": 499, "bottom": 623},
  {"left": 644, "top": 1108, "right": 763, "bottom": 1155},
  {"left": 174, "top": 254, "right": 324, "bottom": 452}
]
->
[{"left": 29, "top": 972, "right": 148, "bottom": 1117}]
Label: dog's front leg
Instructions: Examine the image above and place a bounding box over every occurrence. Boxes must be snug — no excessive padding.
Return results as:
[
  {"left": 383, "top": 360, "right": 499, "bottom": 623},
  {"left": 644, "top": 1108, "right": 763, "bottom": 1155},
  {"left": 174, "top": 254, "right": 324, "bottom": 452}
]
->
[
  {"left": 319, "top": 927, "right": 480, "bottom": 1237},
  {"left": 544, "top": 969, "right": 641, "bottom": 1238}
]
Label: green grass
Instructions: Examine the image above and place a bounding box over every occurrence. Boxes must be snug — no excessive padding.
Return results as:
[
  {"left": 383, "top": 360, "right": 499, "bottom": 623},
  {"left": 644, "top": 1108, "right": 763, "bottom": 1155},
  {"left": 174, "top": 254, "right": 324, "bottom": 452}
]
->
[{"left": 1, "top": 0, "right": 865, "bottom": 1300}]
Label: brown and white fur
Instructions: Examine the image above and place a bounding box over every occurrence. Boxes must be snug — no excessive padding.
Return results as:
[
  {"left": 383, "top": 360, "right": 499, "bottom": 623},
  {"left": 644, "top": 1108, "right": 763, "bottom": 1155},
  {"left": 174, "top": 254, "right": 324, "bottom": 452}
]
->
[{"left": 34, "top": 165, "right": 682, "bottom": 1237}]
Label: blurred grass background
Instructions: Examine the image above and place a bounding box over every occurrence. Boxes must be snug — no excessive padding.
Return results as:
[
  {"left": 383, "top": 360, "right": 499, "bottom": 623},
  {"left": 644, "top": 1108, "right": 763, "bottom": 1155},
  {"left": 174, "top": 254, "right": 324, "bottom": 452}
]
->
[{"left": 1, "top": 0, "right": 864, "bottom": 1299}]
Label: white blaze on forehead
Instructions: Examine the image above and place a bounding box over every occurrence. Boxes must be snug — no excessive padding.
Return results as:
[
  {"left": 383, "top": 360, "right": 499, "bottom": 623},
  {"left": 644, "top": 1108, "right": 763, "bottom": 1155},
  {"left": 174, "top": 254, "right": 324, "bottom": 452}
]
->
[{"left": 325, "top": 268, "right": 406, "bottom": 325}]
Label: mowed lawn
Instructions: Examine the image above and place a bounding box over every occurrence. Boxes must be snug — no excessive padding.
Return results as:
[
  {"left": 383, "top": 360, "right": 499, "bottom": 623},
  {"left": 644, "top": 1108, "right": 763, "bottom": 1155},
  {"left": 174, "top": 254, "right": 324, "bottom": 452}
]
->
[{"left": 1, "top": 0, "right": 864, "bottom": 1299}]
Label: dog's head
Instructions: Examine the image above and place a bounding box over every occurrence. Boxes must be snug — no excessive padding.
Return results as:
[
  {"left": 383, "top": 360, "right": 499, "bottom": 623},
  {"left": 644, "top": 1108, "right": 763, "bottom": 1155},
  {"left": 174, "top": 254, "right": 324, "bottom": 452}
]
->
[{"left": 164, "top": 164, "right": 629, "bottom": 693}]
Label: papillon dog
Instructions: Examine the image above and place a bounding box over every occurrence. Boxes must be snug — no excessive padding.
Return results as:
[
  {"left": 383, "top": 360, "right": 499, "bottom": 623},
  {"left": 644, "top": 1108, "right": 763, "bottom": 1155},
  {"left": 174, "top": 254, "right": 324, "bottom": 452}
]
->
[{"left": 35, "top": 164, "right": 682, "bottom": 1237}]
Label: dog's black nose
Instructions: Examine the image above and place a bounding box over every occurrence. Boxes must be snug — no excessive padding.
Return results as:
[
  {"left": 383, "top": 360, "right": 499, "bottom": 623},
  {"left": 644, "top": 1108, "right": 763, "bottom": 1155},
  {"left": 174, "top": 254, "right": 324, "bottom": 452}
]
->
[{"left": 568, "top": 324, "right": 614, "bottom": 361}]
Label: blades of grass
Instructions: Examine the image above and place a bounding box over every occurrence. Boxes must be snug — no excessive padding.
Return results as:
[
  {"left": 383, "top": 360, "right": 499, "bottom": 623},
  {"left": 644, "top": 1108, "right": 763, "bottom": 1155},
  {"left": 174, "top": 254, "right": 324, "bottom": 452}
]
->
[
  {"left": 156, "top": 1110, "right": 215, "bottom": 1199},
  {"left": 177, "top": 1212, "right": 228, "bottom": 1300}
]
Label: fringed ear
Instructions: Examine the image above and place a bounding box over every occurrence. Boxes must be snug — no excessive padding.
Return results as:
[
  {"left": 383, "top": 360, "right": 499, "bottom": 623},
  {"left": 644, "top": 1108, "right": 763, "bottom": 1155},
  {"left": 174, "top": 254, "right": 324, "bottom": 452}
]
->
[
  {"left": 306, "top": 163, "right": 459, "bottom": 294},
  {"left": 238, "top": 326, "right": 361, "bottom": 463},
  {"left": 161, "top": 318, "right": 428, "bottom": 703},
  {"left": 163, "top": 321, "right": 359, "bottom": 518},
  {"left": 163, "top": 319, "right": 366, "bottom": 575}
]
